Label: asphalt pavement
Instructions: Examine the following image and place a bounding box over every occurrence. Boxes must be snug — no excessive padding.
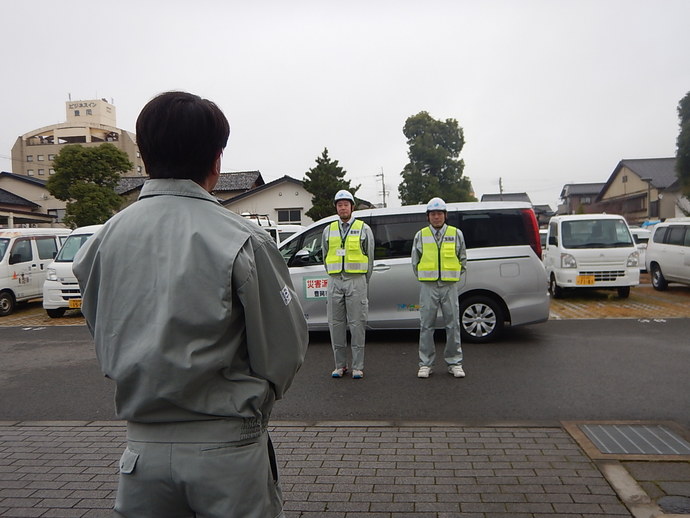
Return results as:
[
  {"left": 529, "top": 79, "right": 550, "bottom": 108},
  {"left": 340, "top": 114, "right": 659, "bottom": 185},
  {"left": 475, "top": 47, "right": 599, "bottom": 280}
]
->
[{"left": 1, "top": 278, "right": 689, "bottom": 517}]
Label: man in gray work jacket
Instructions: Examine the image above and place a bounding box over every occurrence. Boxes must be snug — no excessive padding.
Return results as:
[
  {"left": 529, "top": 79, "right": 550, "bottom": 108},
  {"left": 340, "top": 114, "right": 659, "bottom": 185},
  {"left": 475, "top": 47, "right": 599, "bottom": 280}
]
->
[
  {"left": 322, "top": 190, "right": 374, "bottom": 379},
  {"left": 74, "top": 91, "right": 308, "bottom": 518},
  {"left": 411, "top": 197, "right": 467, "bottom": 379}
]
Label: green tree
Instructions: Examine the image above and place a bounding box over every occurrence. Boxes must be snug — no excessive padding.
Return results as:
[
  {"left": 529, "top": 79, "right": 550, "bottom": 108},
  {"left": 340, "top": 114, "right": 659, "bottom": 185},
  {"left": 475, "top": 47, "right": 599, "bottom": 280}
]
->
[
  {"left": 398, "top": 111, "right": 475, "bottom": 205},
  {"left": 676, "top": 90, "right": 690, "bottom": 199},
  {"left": 303, "top": 148, "right": 359, "bottom": 221},
  {"left": 47, "top": 143, "right": 132, "bottom": 228}
]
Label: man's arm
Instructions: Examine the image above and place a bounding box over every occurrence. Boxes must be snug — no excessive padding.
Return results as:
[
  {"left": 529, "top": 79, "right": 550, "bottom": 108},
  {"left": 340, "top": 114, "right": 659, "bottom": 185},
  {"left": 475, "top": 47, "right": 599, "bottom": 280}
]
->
[
  {"left": 411, "top": 230, "right": 423, "bottom": 277},
  {"left": 235, "top": 238, "right": 308, "bottom": 400},
  {"left": 363, "top": 223, "right": 375, "bottom": 283},
  {"left": 457, "top": 229, "right": 467, "bottom": 272}
]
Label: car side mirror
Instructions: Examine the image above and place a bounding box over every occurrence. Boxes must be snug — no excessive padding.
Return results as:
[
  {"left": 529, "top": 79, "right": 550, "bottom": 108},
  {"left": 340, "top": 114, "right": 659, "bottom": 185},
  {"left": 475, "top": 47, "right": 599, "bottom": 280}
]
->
[
  {"left": 293, "top": 248, "right": 312, "bottom": 266},
  {"left": 548, "top": 236, "right": 557, "bottom": 246}
]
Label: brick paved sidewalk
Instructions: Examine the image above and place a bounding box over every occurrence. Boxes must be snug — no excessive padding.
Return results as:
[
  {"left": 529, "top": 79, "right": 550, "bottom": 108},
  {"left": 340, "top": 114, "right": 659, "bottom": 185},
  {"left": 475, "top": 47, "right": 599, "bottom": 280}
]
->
[{"left": 0, "top": 421, "right": 632, "bottom": 517}]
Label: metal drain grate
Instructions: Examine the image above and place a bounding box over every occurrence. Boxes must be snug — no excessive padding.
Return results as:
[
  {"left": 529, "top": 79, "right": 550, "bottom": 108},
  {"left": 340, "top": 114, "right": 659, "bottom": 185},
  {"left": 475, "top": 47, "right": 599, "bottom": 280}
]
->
[{"left": 580, "top": 424, "right": 690, "bottom": 455}]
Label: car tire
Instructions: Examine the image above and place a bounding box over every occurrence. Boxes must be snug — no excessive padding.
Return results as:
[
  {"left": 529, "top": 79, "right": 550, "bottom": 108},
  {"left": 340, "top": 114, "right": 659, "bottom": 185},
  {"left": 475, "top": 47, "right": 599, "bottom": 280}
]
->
[
  {"left": 0, "top": 291, "right": 15, "bottom": 317},
  {"left": 548, "top": 274, "right": 564, "bottom": 299},
  {"left": 459, "top": 295, "right": 504, "bottom": 343},
  {"left": 617, "top": 286, "right": 630, "bottom": 298},
  {"left": 46, "top": 308, "right": 67, "bottom": 318},
  {"left": 650, "top": 263, "right": 668, "bottom": 291}
]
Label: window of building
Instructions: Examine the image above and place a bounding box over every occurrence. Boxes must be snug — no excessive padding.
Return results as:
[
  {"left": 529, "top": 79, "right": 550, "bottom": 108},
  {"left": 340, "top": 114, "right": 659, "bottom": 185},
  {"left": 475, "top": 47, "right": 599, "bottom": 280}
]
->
[
  {"left": 48, "top": 154, "right": 55, "bottom": 160},
  {"left": 27, "top": 169, "right": 35, "bottom": 176},
  {"left": 86, "top": 109, "right": 92, "bottom": 115},
  {"left": 74, "top": 110, "right": 80, "bottom": 116},
  {"left": 622, "top": 175, "right": 628, "bottom": 183},
  {"left": 37, "top": 155, "right": 44, "bottom": 161},
  {"left": 581, "top": 196, "right": 591, "bottom": 204},
  {"left": 47, "top": 209, "right": 66, "bottom": 223},
  {"left": 137, "top": 166, "right": 142, "bottom": 173},
  {"left": 38, "top": 169, "right": 45, "bottom": 175},
  {"left": 26, "top": 155, "right": 33, "bottom": 162},
  {"left": 49, "top": 169, "right": 55, "bottom": 175},
  {"left": 278, "top": 209, "right": 302, "bottom": 224}
]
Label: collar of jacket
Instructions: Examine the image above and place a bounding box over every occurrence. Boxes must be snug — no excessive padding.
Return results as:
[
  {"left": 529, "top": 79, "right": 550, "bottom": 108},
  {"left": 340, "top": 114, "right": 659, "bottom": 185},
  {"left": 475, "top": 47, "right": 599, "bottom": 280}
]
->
[{"left": 138, "top": 178, "right": 219, "bottom": 204}]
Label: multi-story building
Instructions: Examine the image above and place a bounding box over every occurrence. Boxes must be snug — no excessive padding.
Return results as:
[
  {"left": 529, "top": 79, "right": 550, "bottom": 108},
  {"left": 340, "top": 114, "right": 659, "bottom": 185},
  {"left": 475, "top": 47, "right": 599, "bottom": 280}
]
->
[{"left": 10, "top": 98, "right": 145, "bottom": 178}]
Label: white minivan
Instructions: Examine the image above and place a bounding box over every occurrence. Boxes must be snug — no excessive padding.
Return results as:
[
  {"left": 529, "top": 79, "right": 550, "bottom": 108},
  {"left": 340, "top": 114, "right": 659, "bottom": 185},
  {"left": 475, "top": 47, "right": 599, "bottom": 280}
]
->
[
  {"left": 43, "top": 224, "right": 104, "bottom": 318},
  {"left": 645, "top": 217, "right": 690, "bottom": 290},
  {"left": 543, "top": 214, "right": 639, "bottom": 298},
  {"left": 279, "top": 201, "right": 549, "bottom": 343},
  {"left": 0, "top": 228, "right": 71, "bottom": 316}
]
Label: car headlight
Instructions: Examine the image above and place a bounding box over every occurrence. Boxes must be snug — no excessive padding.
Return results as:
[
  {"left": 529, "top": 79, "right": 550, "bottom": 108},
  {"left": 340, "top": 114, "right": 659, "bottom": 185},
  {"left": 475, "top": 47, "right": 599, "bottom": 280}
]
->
[
  {"left": 560, "top": 253, "right": 577, "bottom": 269},
  {"left": 46, "top": 268, "right": 58, "bottom": 281},
  {"left": 627, "top": 251, "right": 639, "bottom": 267}
]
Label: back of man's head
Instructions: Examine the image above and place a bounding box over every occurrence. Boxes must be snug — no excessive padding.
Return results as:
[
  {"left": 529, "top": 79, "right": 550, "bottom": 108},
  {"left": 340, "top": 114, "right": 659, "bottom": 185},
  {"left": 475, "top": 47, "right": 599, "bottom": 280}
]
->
[{"left": 136, "top": 91, "right": 230, "bottom": 184}]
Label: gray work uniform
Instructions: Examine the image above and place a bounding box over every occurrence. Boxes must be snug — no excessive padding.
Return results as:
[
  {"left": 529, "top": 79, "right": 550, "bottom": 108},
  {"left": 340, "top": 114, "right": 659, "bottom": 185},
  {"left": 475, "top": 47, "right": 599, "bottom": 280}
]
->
[
  {"left": 411, "top": 223, "right": 467, "bottom": 368},
  {"left": 74, "top": 179, "right": 308, "bottom": 518},
  {"left": 321, "top": 218, "right": 374, "bottom": 371}
]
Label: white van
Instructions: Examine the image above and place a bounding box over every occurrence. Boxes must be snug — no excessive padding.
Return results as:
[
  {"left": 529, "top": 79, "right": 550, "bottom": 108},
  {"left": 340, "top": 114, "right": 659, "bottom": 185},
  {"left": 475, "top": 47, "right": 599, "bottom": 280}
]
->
[
  {"left": 543, "top": 214, "right": 639, "bottom": 298},
  {"left": 264, "top": 224, "right": 306, "bottom": 245},
  {"left": 43, "top": 224, "right": 104, "bottom": 318},
  {"left": 279, "top": 201, "right": 549, "bottom": 343},
  {"left": 645, "top": 217, "right": 690, "bottom": 290},
  {"left": 0, "top": 228, "right": 71, "bottom": 316}
]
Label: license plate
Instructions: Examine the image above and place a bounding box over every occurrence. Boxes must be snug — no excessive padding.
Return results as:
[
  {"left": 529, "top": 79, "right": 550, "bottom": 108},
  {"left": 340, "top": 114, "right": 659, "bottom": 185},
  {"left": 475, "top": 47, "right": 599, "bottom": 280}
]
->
[
  {"left": 576, "top": 275, "right": 595, "bottom": 286},
  {"left": 68, "top": 299, "right": 82, "bottom": 309}
]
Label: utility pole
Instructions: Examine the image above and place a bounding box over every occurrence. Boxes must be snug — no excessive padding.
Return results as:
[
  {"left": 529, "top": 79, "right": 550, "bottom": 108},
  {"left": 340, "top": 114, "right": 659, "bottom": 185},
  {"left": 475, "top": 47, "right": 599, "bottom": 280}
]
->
[
  {"left": 499, "top": 177, "right": 504, "bottom": 200},
  {"left": 376, "top": 168, "right": 387, "bottom": 208}
]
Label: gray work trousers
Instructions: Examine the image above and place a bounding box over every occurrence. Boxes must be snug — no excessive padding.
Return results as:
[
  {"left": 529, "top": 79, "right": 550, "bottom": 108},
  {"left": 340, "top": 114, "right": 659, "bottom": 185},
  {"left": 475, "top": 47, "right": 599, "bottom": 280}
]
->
[
  {"left": 114, "top": 430, "right": 283, "bottom": 518},
  {"left": 327, "top": 274, "right": 368, "bottom": 371},
  {"left": 418, "top": 281, "right": 463, "bottom": 367}
]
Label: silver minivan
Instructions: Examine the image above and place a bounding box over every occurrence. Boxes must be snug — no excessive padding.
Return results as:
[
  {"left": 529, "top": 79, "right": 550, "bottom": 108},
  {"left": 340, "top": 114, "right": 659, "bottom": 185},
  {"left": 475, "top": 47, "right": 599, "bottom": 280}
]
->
[{"left": 279, "top": 202, "right": 549, "bottom": 343}]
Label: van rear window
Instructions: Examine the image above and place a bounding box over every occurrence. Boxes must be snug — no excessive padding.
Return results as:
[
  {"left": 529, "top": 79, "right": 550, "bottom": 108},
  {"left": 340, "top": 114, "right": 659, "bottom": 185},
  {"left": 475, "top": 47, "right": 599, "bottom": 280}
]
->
[{"left": 453, "top": 211, "right": 530, "bottom": 249}]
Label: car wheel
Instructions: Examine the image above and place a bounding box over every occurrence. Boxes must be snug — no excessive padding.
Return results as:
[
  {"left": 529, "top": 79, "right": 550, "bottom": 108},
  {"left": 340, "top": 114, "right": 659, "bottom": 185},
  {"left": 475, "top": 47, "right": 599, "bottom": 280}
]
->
[
  {"left": 548, "top": 274, "right": 564, "bottom": 299},
  {"left": 617, "top": 286, "right": 630, "bottom": 298},
  {"left": 459, "top": 295, "right": 504, "bottom": 343},
  {"left": 46, "top": 308, "right": 67, "bottom": 318},
  {"left": 650, "top": 263, "right": 668, "bottom": 291},
  {"left": 0, "top": 291, "right": 15, "bottom": 317}
]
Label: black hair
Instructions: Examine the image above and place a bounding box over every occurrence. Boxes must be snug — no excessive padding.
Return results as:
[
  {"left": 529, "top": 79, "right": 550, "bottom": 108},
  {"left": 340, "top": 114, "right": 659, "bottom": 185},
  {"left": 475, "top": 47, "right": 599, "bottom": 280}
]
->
[{"left": 135, "top": 91, "right": 230, "bottom": 184}]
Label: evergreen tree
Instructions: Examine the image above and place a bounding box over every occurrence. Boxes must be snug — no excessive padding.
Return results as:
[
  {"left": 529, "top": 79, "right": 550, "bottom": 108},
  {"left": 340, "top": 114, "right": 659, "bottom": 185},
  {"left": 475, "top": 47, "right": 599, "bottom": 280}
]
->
[
  {"left": 47, "top": 143, "right": 132, "bottom": 228},
  {"left": 398, "top": 111, "right": 474, "bottom": 205},
  {"left": 303, "top": 148, "right": 359, "bottom": 220}
]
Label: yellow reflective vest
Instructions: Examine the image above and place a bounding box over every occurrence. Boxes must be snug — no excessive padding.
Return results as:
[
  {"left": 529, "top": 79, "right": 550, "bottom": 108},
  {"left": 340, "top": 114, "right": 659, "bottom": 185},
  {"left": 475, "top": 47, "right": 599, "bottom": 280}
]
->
[
  {"left": 417, "top": 226, "right": 462, "bottom": 281},
  {"left": 325, "top": 220, "right": 369, "bottom": 274}
]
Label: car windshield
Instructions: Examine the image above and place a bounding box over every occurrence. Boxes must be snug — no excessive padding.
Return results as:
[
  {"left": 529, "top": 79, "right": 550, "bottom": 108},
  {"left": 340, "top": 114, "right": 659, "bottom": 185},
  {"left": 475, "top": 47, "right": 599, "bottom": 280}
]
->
[
  {"left": 0, "top": 238, "right": 9, "bottom": 261},
  {"left": 562, "top": 219, "right": 634, "bottom": 248},
  {"left": 55, "top": 234, "right": 93, "bottom": 262}
]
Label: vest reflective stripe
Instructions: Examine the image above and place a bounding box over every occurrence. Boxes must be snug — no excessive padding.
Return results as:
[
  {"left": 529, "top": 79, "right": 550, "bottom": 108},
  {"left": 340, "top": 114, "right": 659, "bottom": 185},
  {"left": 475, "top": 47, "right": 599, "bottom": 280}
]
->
[
  {"left": 325, "top": 219, "right": 369, "bottom": 274},
  {"left": 417, "top": 226, "right": 462, "bottom": 281}
]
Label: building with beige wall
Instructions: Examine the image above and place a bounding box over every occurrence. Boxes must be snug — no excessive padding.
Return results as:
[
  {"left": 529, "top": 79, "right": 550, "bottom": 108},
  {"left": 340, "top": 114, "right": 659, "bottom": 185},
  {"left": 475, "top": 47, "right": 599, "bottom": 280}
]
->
[
  {"left": 221, "top": 175, "right": 314, "bottom": 226},
  {"left": 11, "top": 98, "right": 145, "bottom": 179},
  {"left": 594, "top": 158, "right": 688, "bottom": 224}
]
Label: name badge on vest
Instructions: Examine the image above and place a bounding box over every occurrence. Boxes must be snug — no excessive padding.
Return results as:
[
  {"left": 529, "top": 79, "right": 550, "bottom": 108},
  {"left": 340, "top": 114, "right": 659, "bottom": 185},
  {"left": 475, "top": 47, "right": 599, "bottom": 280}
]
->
[
  {"left": 350, "top": 229, "right": 361, "bottom": 236},
  {"left": 443, "top": 236, "right": 455, "bottom": 243},
  {"left": 336, "top": 248, "right": 346, "bottom": 256}
]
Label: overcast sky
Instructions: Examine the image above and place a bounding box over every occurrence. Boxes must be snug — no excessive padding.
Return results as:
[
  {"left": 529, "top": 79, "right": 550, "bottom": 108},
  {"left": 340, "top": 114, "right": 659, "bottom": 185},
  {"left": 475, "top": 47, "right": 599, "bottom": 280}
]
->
[{"left": 2, "top": 0, "right": 689, "bottom": 208}]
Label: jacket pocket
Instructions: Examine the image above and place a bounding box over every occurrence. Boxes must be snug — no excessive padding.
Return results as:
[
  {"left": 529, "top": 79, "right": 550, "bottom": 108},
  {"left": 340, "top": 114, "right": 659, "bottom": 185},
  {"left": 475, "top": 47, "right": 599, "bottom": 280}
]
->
[{"left": 119, "top": 448, "right": 139, "bottom": 474}]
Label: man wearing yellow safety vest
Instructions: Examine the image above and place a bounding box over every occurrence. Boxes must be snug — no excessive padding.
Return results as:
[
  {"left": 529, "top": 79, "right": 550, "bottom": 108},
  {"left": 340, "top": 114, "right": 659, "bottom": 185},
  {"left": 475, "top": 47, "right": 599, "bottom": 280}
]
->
[
  {"left": 322, "top": 190, "right": 375, "bottom": 379},
  {"left": 411, "top": 197, "right": 467, "bottom": 379}
]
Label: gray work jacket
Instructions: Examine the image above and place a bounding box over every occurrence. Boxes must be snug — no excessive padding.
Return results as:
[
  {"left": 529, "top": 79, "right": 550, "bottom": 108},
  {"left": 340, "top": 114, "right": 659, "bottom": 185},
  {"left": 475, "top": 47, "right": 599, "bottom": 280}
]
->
[
  {"left": 74, "top": 179, "right": 308, "bottom": 439},
  {"left": 411, "top": 223, "right": 467, "bottom": 287}
]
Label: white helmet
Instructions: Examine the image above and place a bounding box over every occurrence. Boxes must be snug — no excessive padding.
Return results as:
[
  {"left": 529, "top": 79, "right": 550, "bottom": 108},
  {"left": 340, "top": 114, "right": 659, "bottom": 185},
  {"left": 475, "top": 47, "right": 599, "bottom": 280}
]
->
[
  {"left": 426, "top": 197, "right": 447, "bottom": 212},
  {"left": 334, "top": 190, "right": 355, "bottom": 204}
]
